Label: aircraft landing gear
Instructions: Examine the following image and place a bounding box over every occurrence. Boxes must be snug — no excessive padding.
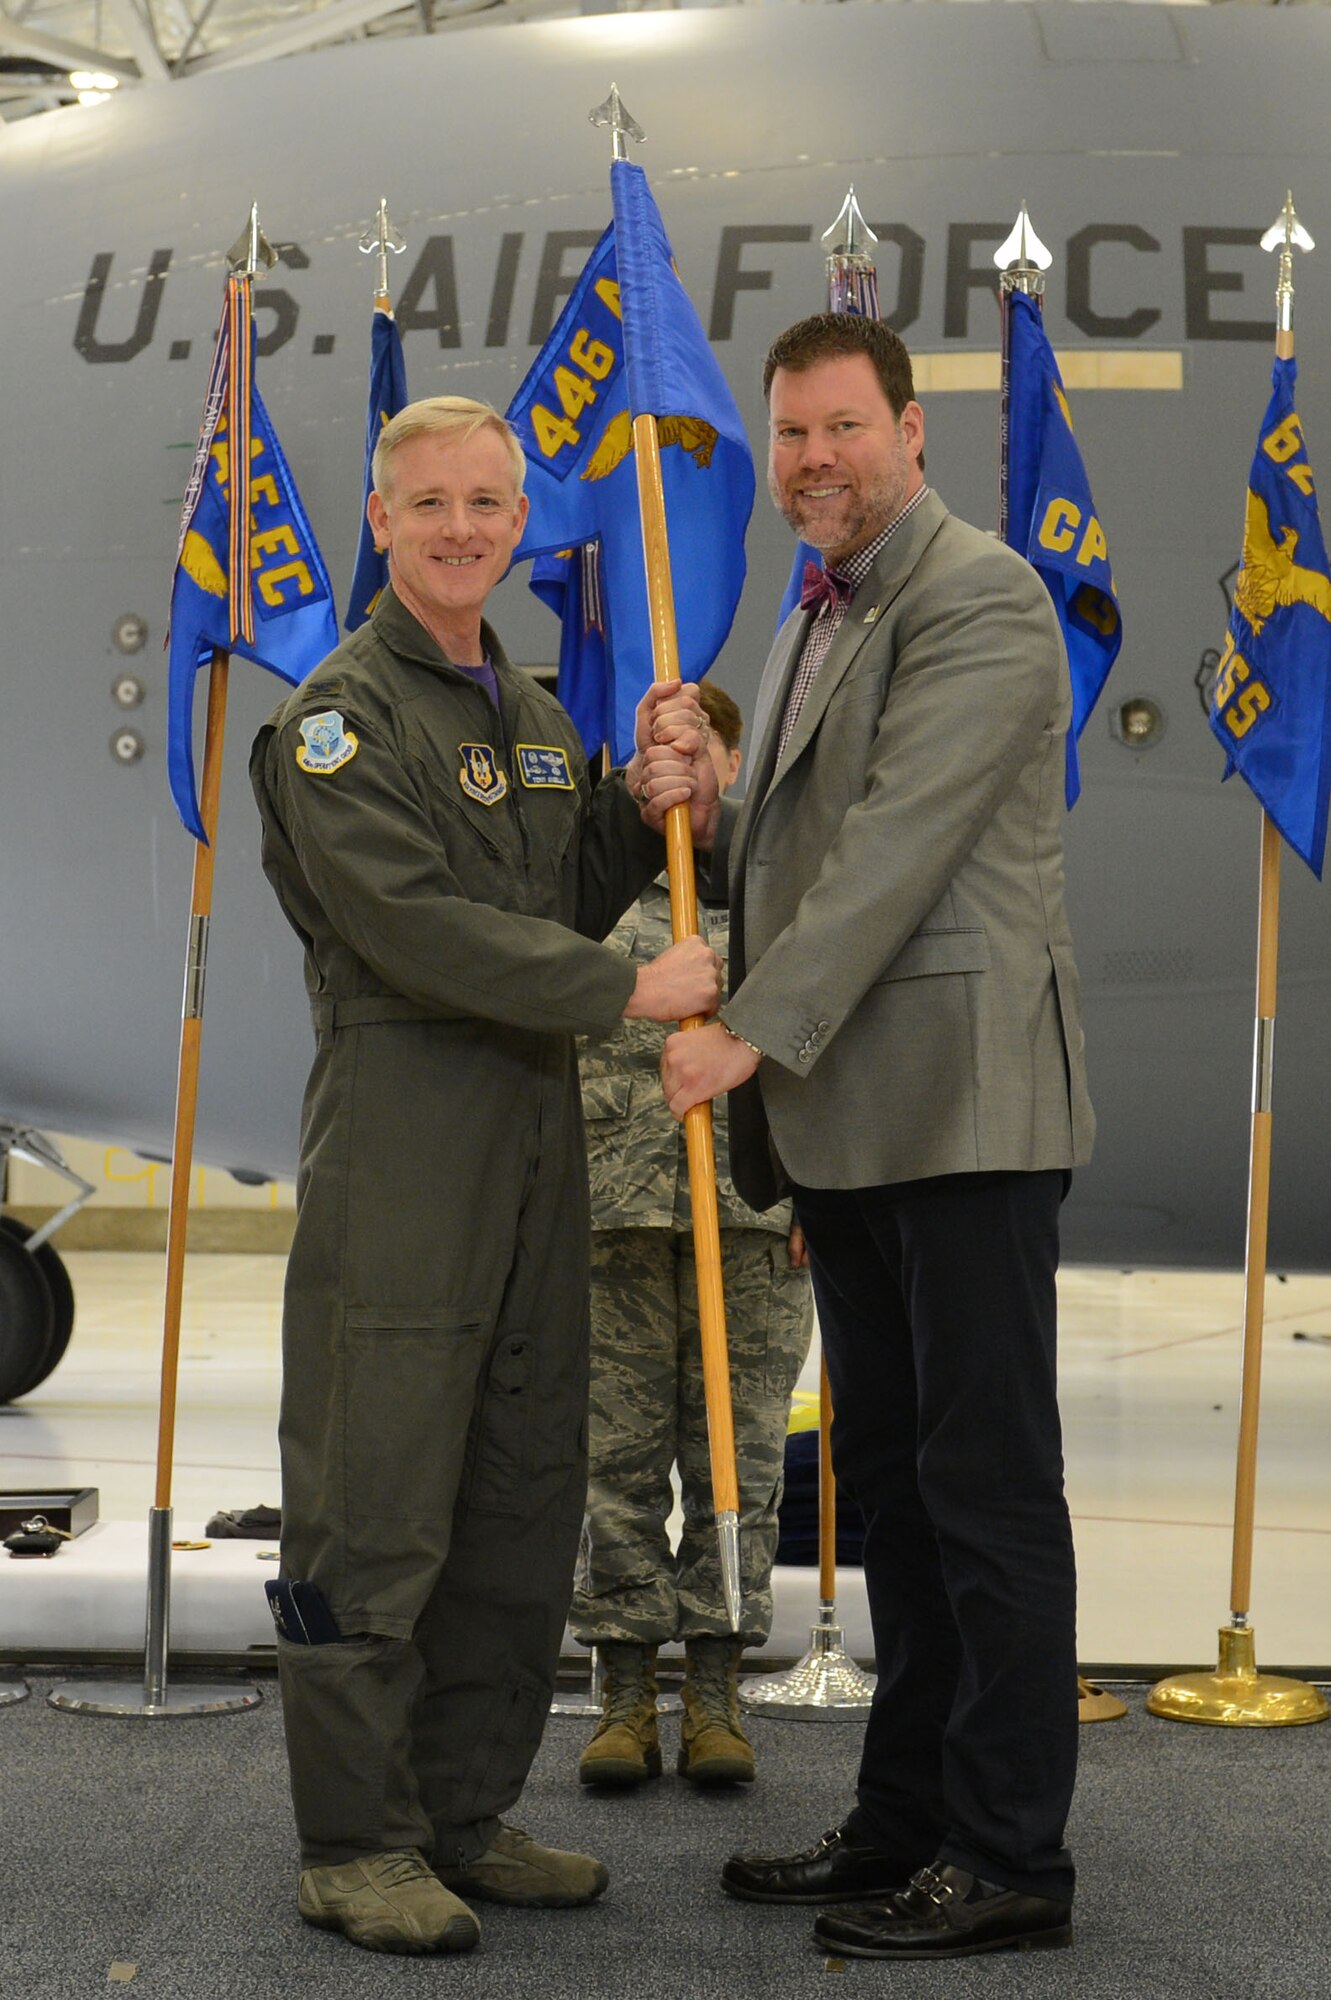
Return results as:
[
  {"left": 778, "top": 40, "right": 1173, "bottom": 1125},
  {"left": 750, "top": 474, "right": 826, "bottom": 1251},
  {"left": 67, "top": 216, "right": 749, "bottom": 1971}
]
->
[{"left": 0, "top": 1127, "right": 91, "bottom": 1404}]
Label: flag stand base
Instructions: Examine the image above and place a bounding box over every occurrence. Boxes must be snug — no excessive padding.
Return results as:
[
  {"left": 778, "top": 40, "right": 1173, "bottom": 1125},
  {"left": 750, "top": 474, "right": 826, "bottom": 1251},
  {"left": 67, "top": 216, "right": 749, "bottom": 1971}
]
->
[
  {"left": 1077, "top": 1675, "right": 1127, "bottom": 1723},
  {"left": 739, "top": 1606, "right": 875, "bottom": 1720},
  {"left": 1147, "top": 1624, "right": 1329, "bottom": 1727},
  {"left": 47, "top": 1506, "right": 260, "bottom": 1719},
  {"left": 550, "top": 1646, "right": 681, "bottom": 1719}
]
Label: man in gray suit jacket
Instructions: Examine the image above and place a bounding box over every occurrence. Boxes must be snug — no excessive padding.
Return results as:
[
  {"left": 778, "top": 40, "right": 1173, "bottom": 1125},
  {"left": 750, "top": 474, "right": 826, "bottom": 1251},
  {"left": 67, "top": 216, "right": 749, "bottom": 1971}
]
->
[{"left": 661, "top": 314, "right": 1094, "bottom": 1963}]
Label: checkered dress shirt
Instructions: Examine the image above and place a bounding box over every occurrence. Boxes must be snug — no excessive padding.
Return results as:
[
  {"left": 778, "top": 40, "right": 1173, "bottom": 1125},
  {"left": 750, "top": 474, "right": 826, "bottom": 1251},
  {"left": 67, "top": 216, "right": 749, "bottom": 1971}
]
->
[{"left": 776, "top": 485, "right": 931, "bottom": 761}]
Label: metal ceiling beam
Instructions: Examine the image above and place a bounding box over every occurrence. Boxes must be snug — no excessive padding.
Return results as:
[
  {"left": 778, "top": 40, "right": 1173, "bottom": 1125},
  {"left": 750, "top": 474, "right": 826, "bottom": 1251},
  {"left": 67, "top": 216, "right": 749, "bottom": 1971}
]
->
[
  {"left": 0, "top": 14, "right": 139, "bottom": 76},
  {"left": 182, "top": 0, "right": 419, "bottom": 73},
  {"left": 106, "top": 0, "right": 169, "bottom": 79}
]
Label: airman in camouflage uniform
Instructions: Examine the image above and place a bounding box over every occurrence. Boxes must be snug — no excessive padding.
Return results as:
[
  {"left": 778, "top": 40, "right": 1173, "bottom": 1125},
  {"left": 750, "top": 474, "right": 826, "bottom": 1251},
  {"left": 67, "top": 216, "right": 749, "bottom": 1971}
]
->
[{"left": 572, "top": 684, "right": 814, "bottom": 1788}]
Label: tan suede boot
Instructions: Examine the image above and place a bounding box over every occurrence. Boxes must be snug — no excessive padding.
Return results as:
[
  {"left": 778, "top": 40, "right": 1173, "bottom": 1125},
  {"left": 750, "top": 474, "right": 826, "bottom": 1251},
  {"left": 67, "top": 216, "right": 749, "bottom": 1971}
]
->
[
  {"left": 678, "top": 1636, "right": 755, "bottom": 1787},
  {"left": 298, "top": 1849, "right": 480, "bottom": 1955},
  {"left": 577, "top": 1642, "right": 662, "bottom": 1787}
]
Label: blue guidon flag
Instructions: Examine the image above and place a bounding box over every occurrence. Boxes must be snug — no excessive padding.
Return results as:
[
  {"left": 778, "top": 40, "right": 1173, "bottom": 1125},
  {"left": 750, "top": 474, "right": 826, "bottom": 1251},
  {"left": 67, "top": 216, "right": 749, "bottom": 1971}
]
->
[
  {"left": 1211, "top": 354, "right": 1331, "bottom": 877},
  {"left": 345, "top": 302, "right": 408, "bottom": 631},
  {"left": 508, "top": 160, "right": 754, "bottom": 764},
  {"left": 1006, "top": 290, "right": 1122, "bottom": 809},
  {"left": 167, "top": 277, "right": 337, "bottom": 841}
]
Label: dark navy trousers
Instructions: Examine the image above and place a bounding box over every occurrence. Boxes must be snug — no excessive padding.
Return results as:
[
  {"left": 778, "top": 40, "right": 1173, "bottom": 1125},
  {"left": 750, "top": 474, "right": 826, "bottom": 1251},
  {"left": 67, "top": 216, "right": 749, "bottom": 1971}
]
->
[{"left": 792, "top": 1169, "right": 1077, "bottom": 1903}]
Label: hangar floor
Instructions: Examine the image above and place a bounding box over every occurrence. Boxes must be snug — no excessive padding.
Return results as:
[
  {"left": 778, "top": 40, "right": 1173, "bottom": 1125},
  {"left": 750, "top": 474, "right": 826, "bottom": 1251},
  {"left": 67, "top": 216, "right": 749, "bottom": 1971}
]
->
[{"left": 3, "top": 1252, "right": 1331, "bottom": 1673}]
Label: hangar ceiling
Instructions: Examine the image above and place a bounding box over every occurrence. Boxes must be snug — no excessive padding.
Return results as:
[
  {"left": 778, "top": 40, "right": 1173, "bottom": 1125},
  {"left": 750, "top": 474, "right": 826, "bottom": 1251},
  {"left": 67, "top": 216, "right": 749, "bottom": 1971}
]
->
[{"left": 0, "top": 0, "right": 1263, "bottom": 125}]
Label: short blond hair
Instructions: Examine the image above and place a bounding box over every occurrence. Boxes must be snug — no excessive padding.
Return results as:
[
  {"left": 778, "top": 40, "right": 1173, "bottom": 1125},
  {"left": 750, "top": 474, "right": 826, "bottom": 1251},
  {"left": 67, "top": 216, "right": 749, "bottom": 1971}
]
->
[{"left": 372, "top": 396, "right": 526, "bottom": 501}]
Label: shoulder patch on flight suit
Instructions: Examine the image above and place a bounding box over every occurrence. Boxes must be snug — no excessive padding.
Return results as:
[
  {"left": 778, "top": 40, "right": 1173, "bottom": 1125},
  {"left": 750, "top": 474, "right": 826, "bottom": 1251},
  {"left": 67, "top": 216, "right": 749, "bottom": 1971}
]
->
[
  {"left": 295, "top": 711, "right": 359, "bottom": 776},
  {"left": 515, "top": 743, "right": 576, "bottom": 790},
  {"left": 458, "top": 742, "right": 508, "bottom": 805}
]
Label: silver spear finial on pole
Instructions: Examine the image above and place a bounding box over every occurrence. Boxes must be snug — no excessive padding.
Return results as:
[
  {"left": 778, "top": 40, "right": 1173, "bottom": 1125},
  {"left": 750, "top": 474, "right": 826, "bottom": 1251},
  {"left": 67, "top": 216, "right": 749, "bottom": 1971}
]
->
[
  {"left": 822, "top": 186, "right": 880, "bottom": 317},
  {"left": 359, "top": 197, "right": 406, "bottom": 303},
  {"left": 994, "top": 201, "right": 1053, "bottom": 298},
  {"left": 226, "top": 203, "right": 278, "bottom": 280},
  {"left": 589, "top": 82, "right": 645, "bottom": 159},
  {"left": 1260, "top": 191, "right": 1314, "bottom": 335}
]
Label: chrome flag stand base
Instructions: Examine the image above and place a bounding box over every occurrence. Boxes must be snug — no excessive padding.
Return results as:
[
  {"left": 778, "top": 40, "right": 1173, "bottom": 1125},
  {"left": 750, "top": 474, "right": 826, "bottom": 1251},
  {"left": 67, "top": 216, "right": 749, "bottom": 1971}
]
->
[
  {"left": 49, "top": 1507, "right": 260, "bottom": 1718},
  {"left": 550, "top": 1645, "right": 681, "bottom": 1718},
  {"left": 739, "top": 1604, "right": 876, "bottom": 1720}
]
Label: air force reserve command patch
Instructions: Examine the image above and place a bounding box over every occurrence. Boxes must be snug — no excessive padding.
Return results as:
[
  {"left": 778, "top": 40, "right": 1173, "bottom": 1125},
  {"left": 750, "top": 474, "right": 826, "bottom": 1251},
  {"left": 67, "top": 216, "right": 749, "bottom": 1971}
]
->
[
  {"left": 459, "top": 743, "right": 508, "bottom": 805},
  {"left": 516, "top": 744, "right": 576, "bottom": 791},
  {"left": 296, "top": 711, "right": 359, "bottom": 776}
]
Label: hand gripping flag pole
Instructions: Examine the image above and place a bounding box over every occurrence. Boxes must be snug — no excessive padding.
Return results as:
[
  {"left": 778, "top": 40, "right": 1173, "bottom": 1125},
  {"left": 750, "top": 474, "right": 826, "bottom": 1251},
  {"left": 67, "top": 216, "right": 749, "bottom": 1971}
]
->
[
  {"left": 1149, "top": 196, "right": 1330, "bottom": 1729},
  {"left": 743, "top": 187, "right": 881, "bottom": 1717},
  {"left": 52, "top": 207, "right": 339, "bottom": 1719},
  {"left": 592, "top": 87, "right": 744, "bottom": 1632}
]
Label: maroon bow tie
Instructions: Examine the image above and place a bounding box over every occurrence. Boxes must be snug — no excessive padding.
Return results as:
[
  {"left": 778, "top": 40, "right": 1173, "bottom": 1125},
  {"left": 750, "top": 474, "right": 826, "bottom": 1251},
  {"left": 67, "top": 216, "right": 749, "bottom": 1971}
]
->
[{"left": 799, "top": 560, "right": 852, "bottom": 615}]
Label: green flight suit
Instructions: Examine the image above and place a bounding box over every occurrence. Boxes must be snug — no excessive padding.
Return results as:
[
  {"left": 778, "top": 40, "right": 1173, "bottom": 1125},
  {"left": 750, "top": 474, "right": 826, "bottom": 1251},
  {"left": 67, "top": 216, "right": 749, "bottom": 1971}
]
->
[
  {"left": 572, "top": 878, "right": 814, "bottom": 1648},
  {"left": 249, "top": 586, "right": 662, "bottom": 1869}
]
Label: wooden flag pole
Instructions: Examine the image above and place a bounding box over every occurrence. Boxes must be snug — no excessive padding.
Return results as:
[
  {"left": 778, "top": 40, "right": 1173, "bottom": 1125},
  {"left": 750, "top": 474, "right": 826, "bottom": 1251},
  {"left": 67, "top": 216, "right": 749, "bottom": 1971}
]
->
[
  {"left": 1148, "top": 196, "right": 1327, "bottom": 1728},
  {"left": 48, "top": 223, "right": 274, "bottom": 1721},
  {"left": 1228, "top": 806, "right": 1281, "bottom": 1623},
  {"left": 817, "top": 1353, "right": 836, "bottom": 1605},
  {"left": 631, "top": 410, "right": 743, "bottom": 1632},
  {"left": 153, "top": 647, "right": 229, "bottom": 1516}
]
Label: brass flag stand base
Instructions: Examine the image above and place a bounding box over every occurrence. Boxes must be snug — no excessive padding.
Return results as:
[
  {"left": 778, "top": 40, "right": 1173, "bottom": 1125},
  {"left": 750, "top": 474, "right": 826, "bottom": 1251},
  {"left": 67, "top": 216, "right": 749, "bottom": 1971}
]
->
[
  {"left": 1147, "top": 1624, "right": 1329, "bottom": 1728},
  {"left": 0, "top": 1681, "right": 29, "bottom": 1707},
  {"left": 1078, "top": 1676, "right": 1127, "bottom": 1723},
  {"left": 740, "top": 1607, "right": 876, "bottom": 1721}
]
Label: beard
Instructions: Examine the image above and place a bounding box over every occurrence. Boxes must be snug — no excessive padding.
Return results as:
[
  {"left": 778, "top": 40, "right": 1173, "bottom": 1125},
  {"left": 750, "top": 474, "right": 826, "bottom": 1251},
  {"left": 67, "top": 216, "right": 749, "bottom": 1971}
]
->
[{"left": 768, "top": 449, "right": 914, "bottom": 561}]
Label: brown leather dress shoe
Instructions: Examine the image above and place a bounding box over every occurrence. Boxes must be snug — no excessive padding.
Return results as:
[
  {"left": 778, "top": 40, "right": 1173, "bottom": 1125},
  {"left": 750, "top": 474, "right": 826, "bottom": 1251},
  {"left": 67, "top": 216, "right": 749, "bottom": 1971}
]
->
[
  {"left": 813, "top": 1862, "right": 1073, "bottom": 1959},
  {"left": 722, "top": 1821, "right": 917, "bottom": 1905}
]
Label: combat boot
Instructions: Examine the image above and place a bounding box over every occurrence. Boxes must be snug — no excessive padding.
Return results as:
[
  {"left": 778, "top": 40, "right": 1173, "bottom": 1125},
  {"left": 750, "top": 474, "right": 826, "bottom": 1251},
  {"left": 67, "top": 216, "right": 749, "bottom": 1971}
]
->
[
  {"left": 577, "top": 1641, "right": 662, "bottom": 1787},
  {"left": 678, "top": 1636, "right": 755, "bottom": 1787}
]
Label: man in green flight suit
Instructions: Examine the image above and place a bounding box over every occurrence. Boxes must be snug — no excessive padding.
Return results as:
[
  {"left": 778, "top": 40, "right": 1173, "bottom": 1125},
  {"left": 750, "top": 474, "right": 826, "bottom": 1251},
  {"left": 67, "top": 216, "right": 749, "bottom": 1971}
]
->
[
  {"left": 250, "top": 395, "right": 721, "bottom": 1958},
  {"left": 573, "top": 680, "right": 813, "bottom": 1789}
]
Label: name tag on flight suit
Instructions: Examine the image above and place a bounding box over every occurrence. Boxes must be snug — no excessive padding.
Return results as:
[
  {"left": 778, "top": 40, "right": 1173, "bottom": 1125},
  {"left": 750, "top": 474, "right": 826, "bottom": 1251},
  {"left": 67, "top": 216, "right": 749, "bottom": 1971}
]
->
[{"left": 515, "top": 744, "right": 575, "bottom": 790}]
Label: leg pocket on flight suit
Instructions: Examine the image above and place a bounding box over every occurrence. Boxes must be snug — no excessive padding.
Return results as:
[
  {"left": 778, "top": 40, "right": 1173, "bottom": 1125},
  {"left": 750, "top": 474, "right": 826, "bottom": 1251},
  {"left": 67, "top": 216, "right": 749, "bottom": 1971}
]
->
[
  {"left": 466, "top": 1332, "right": 537, "bottom": 1518},
  {"left": 342, "top": 1307, "right": 488, "bottom": 1525},
  {"left": 468, "top": 1334, "right": 588, "bottom": 1525}
]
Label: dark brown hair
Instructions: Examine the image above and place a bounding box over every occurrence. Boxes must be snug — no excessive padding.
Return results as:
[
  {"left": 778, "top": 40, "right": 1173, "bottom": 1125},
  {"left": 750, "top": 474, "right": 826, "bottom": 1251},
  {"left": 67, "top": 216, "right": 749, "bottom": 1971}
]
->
[{"left": 763, "top": 314, "right": 916, "bottom": 418}]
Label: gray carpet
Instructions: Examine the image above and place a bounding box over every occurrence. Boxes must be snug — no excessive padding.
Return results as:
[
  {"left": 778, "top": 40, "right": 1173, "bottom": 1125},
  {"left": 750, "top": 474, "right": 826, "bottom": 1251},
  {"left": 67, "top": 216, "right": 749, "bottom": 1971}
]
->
[{"left": 2, "top": 1673, "right": 1329, "bottom": 1999}]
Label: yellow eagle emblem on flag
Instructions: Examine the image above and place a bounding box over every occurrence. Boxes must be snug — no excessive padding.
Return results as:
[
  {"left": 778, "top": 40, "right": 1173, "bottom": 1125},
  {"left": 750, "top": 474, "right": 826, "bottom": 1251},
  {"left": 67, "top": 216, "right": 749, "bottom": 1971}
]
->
[
  {"left": 1235, "top": 492, "right": 1331, "bottom": 637},
  {"left": 581, "top": 412, "right": 719, "bottom": 484}
]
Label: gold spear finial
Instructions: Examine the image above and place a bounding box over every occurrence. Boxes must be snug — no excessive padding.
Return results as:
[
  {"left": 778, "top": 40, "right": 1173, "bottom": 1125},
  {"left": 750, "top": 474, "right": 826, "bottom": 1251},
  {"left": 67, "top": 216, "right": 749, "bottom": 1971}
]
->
[
  {"left": 589, "top": 82, "right": 645, "bottom": 159},
  {"left": 226, "top": 203, "right": 278, "bottom": 280},
  {"left": 994, "top": 201, "right": 1053, "bottom": 297},
  {"left": 359, "top": 197, "right": 406, "bottom": 304},
  {"left": 1260, "top": 191, "right": 1314, "bottom": 334}
]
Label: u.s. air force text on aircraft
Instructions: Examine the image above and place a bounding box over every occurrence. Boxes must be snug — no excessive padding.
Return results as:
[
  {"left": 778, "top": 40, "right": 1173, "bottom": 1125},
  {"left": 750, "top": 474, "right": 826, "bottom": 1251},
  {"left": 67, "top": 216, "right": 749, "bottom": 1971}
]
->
[{"left": 75, "top": 222, "right": 1281, "bottom": 366}]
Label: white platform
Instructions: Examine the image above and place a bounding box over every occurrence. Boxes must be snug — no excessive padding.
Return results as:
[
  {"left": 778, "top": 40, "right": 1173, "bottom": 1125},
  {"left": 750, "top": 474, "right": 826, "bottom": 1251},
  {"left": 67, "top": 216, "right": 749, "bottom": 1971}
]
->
[{"left": 4, "top": 1253, "right": 1330, "bottom": 1672}]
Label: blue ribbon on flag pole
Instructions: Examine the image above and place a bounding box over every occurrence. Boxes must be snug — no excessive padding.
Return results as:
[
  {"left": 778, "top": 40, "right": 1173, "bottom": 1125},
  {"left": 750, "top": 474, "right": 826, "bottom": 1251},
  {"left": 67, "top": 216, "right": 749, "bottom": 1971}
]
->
[{"left": 345, "top": 305, "right": 408, "bottom": 631}]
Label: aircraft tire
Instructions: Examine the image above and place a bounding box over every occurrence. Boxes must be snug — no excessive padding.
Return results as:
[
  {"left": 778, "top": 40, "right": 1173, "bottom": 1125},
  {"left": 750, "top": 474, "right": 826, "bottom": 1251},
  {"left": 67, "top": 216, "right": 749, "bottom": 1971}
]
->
[
  {"left": 0, "top": 1216, "right": 55, "bottom": 1404},
  {"left": 0, "top": 1217, "right": 75, "bottom": 1397}
]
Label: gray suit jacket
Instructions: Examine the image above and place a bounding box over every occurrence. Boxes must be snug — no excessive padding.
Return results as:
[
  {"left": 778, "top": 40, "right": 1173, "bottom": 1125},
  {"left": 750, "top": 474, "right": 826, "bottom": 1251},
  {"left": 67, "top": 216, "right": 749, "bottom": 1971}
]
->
[{"left": 717, "top": 488, "right": 1095, "bottom": 1213}]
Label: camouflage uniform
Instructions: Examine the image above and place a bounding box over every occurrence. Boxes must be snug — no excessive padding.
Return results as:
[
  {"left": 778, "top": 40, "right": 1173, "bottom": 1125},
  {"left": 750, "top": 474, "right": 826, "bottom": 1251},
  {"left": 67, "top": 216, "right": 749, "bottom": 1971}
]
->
[{"left": 571, "top": 877, "right": 813, "bottom": 1648}]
